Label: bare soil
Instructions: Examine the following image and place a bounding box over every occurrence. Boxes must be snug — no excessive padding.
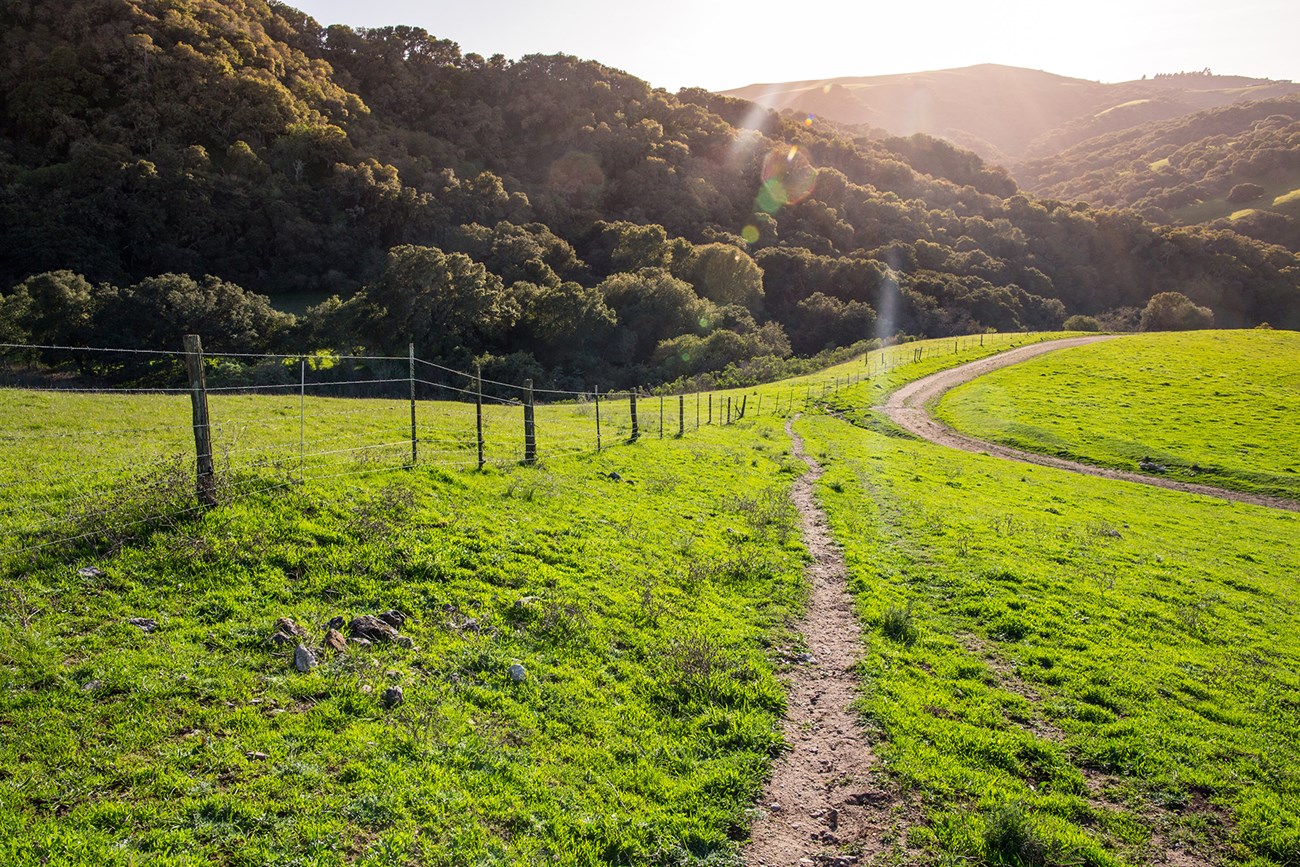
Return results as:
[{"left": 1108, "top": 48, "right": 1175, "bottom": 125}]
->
[
  {"left": 881, "top": 335, "right": 1300, "bottom": 513},
  {"left": 744, "top": 418, "right": 902, "bottom": 867}
]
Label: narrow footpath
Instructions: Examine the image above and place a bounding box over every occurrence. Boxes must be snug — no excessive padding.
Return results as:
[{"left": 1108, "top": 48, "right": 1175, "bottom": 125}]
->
[
  {"left": 744, "top": 417, "right": 894, "bottom": 867},
  {"left": 882, "top": 335, "right": 1300, "bottom": 513}
]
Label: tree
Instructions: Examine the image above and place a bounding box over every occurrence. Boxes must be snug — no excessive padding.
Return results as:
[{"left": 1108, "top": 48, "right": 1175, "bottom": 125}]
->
[
  {"left": 362, "top": 245, "right": 517, "bottom": 355},
  {"left": 597, "top": 268, "right": 712, "bottom": 361},
  {"left": 1139, "top": 291, "right": 1214, "bottom": 331},
  {"left": 677, "top": 243, "right": 764, "bottom": 313}
]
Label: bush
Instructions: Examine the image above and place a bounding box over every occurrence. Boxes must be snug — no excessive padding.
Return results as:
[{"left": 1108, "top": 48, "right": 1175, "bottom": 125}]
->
[
  {"left": 1226, "top": 182, "right": 1266, "bottom": 203},
  {"left": 1062, "top": 315, "right": 1100, "bottom": 332},
  {"left": 1139, "top": 291, "right": 1214, "bottom": 331}
]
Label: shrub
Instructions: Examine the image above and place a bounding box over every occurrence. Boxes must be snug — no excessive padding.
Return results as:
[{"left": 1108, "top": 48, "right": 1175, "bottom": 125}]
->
[{"left": 1062, "top": 315, "right": 1100, "bottom": 332}]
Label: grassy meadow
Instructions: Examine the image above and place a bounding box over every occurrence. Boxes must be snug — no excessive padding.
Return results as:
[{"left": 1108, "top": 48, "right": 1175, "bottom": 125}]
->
[
  {"left": 933, "top": 330, "right": 1300, "bottom": 500},
  {"left": 2, "top": 329, "right": 1296, "bottom": 866},
  {"left": 798, "top": 412, "right": 1300, "bottom": 866}
]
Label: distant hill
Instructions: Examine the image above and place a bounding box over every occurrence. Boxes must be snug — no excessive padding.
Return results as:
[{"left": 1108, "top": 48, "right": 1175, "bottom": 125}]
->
[
  {"left": 724, "top": 65, "right": 1300, "bottom": 163},
  {"left": 1016, "top": 96, "right": 1300, "bottom": 251}
]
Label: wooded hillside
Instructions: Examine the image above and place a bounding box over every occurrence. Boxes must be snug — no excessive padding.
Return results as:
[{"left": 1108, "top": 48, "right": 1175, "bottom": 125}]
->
[{"left": 2, "top": 0, "right": 1297, "bottom": 389}]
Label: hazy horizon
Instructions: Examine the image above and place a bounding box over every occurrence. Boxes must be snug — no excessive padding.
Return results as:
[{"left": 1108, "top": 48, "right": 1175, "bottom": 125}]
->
[{"left": 285, "top": 0, "right": 1298, "bottom": 92}]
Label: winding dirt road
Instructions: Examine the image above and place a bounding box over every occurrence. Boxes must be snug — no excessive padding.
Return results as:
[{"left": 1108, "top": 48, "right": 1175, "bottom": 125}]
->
[{"left": 880, "top": 335, "right": 1300, "bottom": 513}]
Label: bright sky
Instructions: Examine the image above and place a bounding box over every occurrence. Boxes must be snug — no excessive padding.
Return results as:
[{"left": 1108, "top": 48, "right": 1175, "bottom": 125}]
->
[{"left": 286, "top": 0, "right": 1298, "bottom": 92}]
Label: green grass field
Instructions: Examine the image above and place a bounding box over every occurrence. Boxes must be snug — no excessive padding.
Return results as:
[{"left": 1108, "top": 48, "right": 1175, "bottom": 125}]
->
[
  {"left": 3, "top": 330, "right": 1296, "bottom": 866},
  {"left": 0, "top": 420, "right": 813, "bottom": 865},
  {"left": 933, "top": 330, "right": 1300, "bottom": 500},
  {"left": 797, "top": 412, "right": 1300, "bottom": 866}
]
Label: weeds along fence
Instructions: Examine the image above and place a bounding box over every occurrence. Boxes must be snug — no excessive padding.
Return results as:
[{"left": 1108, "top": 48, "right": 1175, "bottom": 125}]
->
[{"left": 0, "top": 332, "right": 1040, "bottom": 564}]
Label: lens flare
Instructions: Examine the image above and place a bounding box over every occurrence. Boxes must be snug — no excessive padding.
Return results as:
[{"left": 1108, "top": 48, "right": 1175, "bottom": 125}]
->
[
  {"left": 756, "top": 144, "right": 817, "bottom": 214},
  {"left": 804, "top": 114, "right": 814, "bottom": 127},
  {"left": 741, "top": 224, "right": 760, "bottom": 244},
  {"left": 548, "top": 150, "right": 605, "bottom": 203}
]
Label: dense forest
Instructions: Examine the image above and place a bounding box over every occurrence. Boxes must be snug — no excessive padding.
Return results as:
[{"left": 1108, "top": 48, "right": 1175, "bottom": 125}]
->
[{"left": 1, "top": 0, "right": 1298, "bottom": 388}]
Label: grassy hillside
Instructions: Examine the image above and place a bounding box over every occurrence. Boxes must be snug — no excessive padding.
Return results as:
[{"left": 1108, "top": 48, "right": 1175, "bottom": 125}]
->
[
  {"left": 0, "top": 418, "right": 812, "bottom": 865},
  {"left": 3, "top": 331, "right": 1299, "bottom": 864},
  {"left": 725, "top": 66, "right": 1300, "bottom": 163},
  {"left": 798, "top": 411, "right": 1300, "bottom": 865},
  {"left": 933, "top": 330, "right": 1300, "bottom": 500}
]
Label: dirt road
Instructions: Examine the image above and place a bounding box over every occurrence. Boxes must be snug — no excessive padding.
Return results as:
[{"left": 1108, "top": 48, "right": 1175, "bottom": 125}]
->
[{"left": 880, "top": 335, "right": 1300, "bottom": 513}]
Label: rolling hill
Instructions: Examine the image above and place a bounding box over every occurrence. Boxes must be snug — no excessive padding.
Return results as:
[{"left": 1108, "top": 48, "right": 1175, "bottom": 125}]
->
[{"left": 724, "top": 65, "right": 1300, "bottom": 163}]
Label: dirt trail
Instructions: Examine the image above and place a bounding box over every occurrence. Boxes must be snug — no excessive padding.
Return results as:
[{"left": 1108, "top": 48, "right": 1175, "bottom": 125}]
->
[
  {"left": 882, "top": 335, "right": 1300, "bottom": 513},
  {"left": 744, "top": 417, "right": 895, "bottom": 867}
]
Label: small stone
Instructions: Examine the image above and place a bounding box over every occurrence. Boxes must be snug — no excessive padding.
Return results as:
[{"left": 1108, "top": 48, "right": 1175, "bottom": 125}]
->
[
  {"left": 293, "top": 644, "right": 317, "bottom": 673},
  {"left": 246, "top": 751, "right": 269, "bottom": 760},
  {"left": 361, "top": 684, "right": 373, "bottom": 694},
  {"left": 269, "top": 631, "right": 295, "bottom": 645},
  {"left": 382, "top": 685, "right": 404, "bottom": 708},
  {"left": 127, "top": 617, "right": 159, "bottom": 633},
  {"left": 508, "top": 663, "right": 527, "bottom": 683},
  {"left": 326, "top": 615, "right": 345, "bottom": 631},
  {"left": 275, "top": 617, "right": 308, "bottom": 639},
  {"left": 826, "top": 808, "right": 839, "bottom": 831},
  {"left": 608, "top": 471, "right": 622, "bottom": 481},
  {"left": 350, "top": 615, "right": 398, "bottom": 643},
  {"left": 349, "top": 636, "right": 372, "bottom": 649},
  {"left": 378, "top": 610, "right": 406, "bottom": 630},
  {"left": 324, "top": 629, "right": 348, "bottom": 653},
  {"left": 81, "top": 679, "right": 103, "bottom": 692},
  {"left": 394, "top": 635, "right": 414, "bottom": 648},
  {"left": 768, "top": 802, "right": 783, "bottom": 813},
  {"left": 77, "top": 566, "right": 105, "bottom": 579}
]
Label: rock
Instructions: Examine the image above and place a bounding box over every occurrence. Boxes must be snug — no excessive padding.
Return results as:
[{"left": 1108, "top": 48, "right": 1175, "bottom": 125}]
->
[
  {"left": 382, "top": 685, "right": 404, "bottom": 708},
  {"left": 608, "top": 471, "right": 622, "bottom": 481},
  {"left": 394, "top": 635, "right": 414, "bottom": 648},
  {"left": 825, "top": 807, "right": 839, "bottom": 831},
  {"left": 378, "top": 610, "right": 406, "bottom": 630},
  {"left": 326, "top": 615, "right": 345, "bottom": 631},
  {"left": 508, "top": 663, "right": 527, "bottom": 683},
  {"left": 350, "top": 615, "right": 398, "bottom": 643},
  {"left": 768, "top": 802, "right": 783, "bottom": 813},
  {"left": 324, "top": 629, "right": 348, "bottom": 653},
  {"left": 81, "top": 679, "right": 103, "bottom": 692},
  {"left": 349, "top": 637, "right": 373, "bottom": 649},
  {"left": 77, "top": 566, "right": 105, "bottom": 579},
  {"left": 269, "top": 631, "right": 295, "bottom": 646},
  {"left": 246, "top": 751, "right": 269, "bottom": 760},
  {"left": 275, "top": 617, "right": 308, "bottom": 639},
  {"left": 452, "top": 617, "right": 480, "bottom": 633},
  {"left": 293, "top": 644, "right": 317, "bottom": 673},
  {"left": 127, "top": 617, "right": 159, "bottom": 633}
]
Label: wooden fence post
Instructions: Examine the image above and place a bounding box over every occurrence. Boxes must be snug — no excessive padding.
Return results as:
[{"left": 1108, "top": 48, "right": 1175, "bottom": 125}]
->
[
  {"left": 630, "top": 391, "right": 640, "bottom": 442},
  {"left": 594, "top": 385, "right": 602, "bottom": 452},
  {"left": 299, "top": 356, "right": 305, "bottom": 482},
  {"left": 678, "top": 394, "right": 685, "bottom": 438},
  {"left": 408, "top": 343, "right": 417, "bottom": 466},
  {"left": 523, "top": 378, "right": 536, "bottom": 464},
  {"left": 695, "top": 392, "right": 700, "bottom": 430},
  {"left": 757, "top": 394, "right": 763, "bottom": 416},
  {"left": 726, "top": 396, "right": 732, "bottom": 425},
  {"left": 708, "top": 393, "right": 713, "bottom": 425},
  {"left": 475, "top": 365, "right": 485, "bottom": 470},
  {"left": 659, "top": 395, "right": 664, "bottom": 439},
  {"left": 183, "top": 334, "right": 217, "bottom": 508},
  {"left": 739, "top": 395, "right": 747, "bottom": 418}
]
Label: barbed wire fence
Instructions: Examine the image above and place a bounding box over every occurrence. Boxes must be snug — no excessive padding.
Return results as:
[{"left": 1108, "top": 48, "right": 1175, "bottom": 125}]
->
[{"left": 0, "top": 331, "right": 1046, "bottom": 566}]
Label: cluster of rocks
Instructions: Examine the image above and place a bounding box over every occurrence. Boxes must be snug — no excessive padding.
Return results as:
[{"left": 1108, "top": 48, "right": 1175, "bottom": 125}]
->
[{"left": 270, "top": 611, "right": 413, "bottom": 674}]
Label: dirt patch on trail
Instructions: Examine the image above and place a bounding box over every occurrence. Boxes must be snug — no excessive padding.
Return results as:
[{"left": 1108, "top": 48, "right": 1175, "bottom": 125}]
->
[
  {"left": 744, "top": 418, "right": 906, "bottom": 867},
  {"left": 881, "top": 335, "right": 1300, "bottom": 513}
]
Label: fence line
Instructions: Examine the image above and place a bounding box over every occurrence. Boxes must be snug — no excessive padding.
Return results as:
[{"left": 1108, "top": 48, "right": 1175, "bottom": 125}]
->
[{"left": 0, "top": 331, "right": 1050, "bottom": 562}]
